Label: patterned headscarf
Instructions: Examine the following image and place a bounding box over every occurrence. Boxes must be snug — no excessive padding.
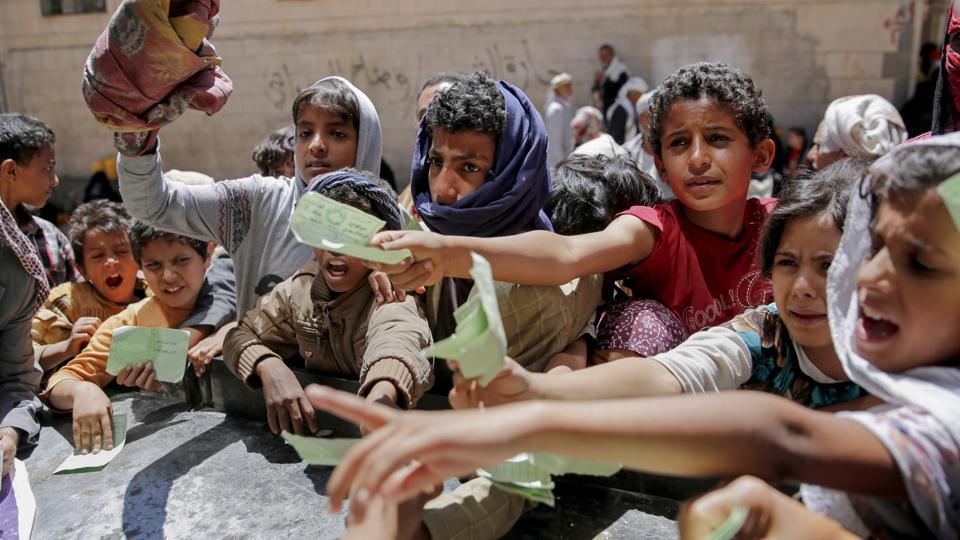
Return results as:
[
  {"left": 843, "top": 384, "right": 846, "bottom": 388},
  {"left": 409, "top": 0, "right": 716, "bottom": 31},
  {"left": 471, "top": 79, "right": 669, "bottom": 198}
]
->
[{"left": 0, "top": 200, "right": 49, "bottom": 311}]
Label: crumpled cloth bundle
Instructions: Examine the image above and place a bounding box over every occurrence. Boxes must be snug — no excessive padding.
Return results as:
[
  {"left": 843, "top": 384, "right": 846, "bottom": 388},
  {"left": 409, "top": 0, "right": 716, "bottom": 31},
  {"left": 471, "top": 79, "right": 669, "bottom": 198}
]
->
[{"left": 82, "top": 0, "right": 232, "bottom": 156}]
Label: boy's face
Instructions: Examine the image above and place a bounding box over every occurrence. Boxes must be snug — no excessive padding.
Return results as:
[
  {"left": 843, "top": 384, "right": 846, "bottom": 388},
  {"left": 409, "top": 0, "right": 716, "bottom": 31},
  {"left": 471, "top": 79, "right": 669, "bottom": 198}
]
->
[
  {"left": 855, "top": 191, "right": 960, "bottom": 372},
  {"left": 655, "top": 97, "right": 773, "bottom": 215},
  {"left": 80, "top": 228, "right": 139, "bottom": 305},
  {"left": 313, "top": 248, "right": 368, "bottom": 293},
  {"left": 1, "top": 144, "right": 58, "bottom": 208},
  {"left": 427, "top": 128, "right": 495, "bottom": 205},
  {"left": 139, "top": 239, "right": 209, "bottom": 311},
  {"left": 295, "top": 106, "right": 358, "bottom": 184},
  {"left": 771, "top": 212, "right": 841, "bottom": 356}
]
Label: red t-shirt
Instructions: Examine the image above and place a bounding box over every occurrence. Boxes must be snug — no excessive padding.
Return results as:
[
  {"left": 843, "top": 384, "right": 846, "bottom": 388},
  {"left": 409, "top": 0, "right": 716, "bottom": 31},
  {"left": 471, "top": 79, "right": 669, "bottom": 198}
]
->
[{"left": 614, "top": 198, "right": 776, "bottom": 334}]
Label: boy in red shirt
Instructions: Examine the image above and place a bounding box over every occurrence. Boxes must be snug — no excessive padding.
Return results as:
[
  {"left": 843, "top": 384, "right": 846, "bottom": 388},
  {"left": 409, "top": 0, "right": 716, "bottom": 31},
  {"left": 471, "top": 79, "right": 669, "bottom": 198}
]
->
[{"left": 373, "top": 62, "right": 777, "bottom": 359}]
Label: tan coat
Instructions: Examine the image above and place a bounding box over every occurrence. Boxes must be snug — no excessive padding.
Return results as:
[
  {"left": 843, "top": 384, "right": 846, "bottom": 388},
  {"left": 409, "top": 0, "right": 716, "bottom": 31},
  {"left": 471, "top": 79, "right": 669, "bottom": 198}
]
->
[{"left": 224, "top": 261, "right": 433, "bottom": 408}]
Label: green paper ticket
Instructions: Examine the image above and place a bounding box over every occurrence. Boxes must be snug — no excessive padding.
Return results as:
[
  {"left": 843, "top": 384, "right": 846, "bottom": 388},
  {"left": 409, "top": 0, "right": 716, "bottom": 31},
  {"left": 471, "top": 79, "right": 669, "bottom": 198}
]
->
[
  {"left": 422, "top": 253, "right": 507, "bottom": 386},
  {"left": 281, "top": 432, "right": 359, "bottom": 466},
  {"left": 290, "top": 192, "right": 412, "bottom": 264},
  {"left": 105, "top": 326, "right": 189, "bottom": 383}
]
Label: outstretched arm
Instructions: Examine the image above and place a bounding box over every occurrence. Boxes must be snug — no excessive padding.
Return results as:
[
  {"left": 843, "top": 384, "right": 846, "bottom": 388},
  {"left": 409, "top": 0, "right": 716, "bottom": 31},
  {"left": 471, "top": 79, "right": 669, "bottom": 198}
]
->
[
  {"left": 308, "top": 388, "right": 901, "bottom": 510},
  {"left": 371, "top": 214, "right": 656, "bottom": 289}
]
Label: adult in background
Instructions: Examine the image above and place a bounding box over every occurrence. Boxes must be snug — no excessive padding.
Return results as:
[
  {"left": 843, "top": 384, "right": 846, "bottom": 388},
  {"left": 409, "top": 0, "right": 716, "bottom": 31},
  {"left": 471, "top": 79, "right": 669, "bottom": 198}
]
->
[
  {"left": 806, "top": 94, "right": 907, "bottom": 170},
  {"left": 607, "top": 76, "right": 649, "bottom": 144},
  {"left": 544, "top": 72, "right": 574, "bottom": 169},
  {"left": 594, "top": 44, "right": 629, "bottom": 118}
]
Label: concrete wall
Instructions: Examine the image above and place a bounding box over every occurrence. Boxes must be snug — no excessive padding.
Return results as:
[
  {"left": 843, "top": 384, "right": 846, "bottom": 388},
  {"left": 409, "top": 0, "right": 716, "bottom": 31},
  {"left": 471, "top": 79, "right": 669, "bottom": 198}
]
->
[{"left": 0, "top": 0, "right": 927, "bottom": 192}]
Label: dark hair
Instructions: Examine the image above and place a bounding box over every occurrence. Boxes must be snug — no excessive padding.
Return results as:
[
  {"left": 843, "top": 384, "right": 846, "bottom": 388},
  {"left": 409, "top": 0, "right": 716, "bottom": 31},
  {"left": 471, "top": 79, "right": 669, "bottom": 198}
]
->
[
  {"left": 648, "top": 62, "right": 771, "bottom": 157},
  {"left": 129, "top": 221, "right": 208, "bottom": 264},
  {"left": 787, "top": 126, "right": 807, "bottom": 142},
  {"left": 545, "top": 155, "right": 660, "bottom": 235},
  {"left": 0, "top": 113, "right": 55, "bottom": 165},
  {"left": 252, "top": 125, "right": 295, "bottom": 177},
  {"left": 67, "top": 200, "right": 132, "bottom": 263},
  {"left": 869, "top": 144, "right": 960, "bottom": 199},
  {"left": 291, "top": 79, "right": 360, "bottom": 130},
  {"left": 424, "top": 71, "right": 506, "bottom": 136},
  {"left": 418, "top": 72, "right": 467, "bottom": 96},
  {"left": 759, "top": 158, "right": 866, "bottom": 277},
  {"left": 599, "top": 44, "right": 615, "bottom": 54},
  {"left": 316, "top": 168, "right": 398, "bottom": 222}
]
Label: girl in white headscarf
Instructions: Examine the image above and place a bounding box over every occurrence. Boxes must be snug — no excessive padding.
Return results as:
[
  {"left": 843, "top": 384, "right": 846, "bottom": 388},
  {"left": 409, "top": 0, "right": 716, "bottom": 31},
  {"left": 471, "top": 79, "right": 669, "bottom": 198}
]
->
[{"left": 808, "top": 94, "right": 907, "bottom": 170}]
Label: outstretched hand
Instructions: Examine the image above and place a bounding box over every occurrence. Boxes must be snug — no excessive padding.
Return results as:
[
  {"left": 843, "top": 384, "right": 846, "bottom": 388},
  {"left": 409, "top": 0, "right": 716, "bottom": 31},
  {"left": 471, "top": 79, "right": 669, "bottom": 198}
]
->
[
  {"left": 305, "top": 385, "right": 533, "bottom": 511},
  {"left": 364, "top": 230, "right": 449, "bottom": 291},
  {"left": 447, "top": 357, "right": 539, "bottom": 409}
]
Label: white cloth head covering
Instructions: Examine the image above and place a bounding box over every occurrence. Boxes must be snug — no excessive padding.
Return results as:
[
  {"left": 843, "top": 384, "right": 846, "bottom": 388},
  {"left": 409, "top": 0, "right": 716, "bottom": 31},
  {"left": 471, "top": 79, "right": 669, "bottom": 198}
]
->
[
  {"left": 570, "top": 106, "right": 605, "bottom": 146},
  {"left": 570, "top": 133, "right": 627, "bottom": 159},
  {"left": 827, "top": 133, "right": 960, "bottom": 446},
  {"left": 550, "top": 72, "right": 572, "bottom": 89},
  {"left": 292, "top": 76, "right": 382, "bottom": 186},
  {"left": 636, "top": 90, "right": 655, "bottom": 116},
  {"left": 602, "top": 55, "right": 628, "bottom": 84},
  {"left": 606, "top": 77, "right": 649, "bottom": 125},
  {"left": 818, "top": 94, "right": 907, "bottom": 160}
]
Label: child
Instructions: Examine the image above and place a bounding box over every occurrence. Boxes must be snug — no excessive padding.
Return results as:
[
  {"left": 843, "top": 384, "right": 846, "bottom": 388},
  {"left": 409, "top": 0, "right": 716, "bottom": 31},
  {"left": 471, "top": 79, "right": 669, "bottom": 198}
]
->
[
  {"left": 405, "top": 71, "right": 599, "bottom": 385},
  {"left": 41, "top": 222, "right": 214, "bottom": 453},
  {"left": 32, "top": 200, "right": 237, "bottom": 376},
  {"left": 374, "top": 62, "right": 777, "bottom": 359},
  {"left": 251, "top": 125, "right": 295, "bottom": 178},
  {"left": 0, "top": 113, "right": 79, "bottom": 286},
  {"left": 540, "top": 154, "right": 659, "bottom": 373},
  {"left": 311, "top": 136, "right": 960, "bottom": 539},
  {"left": 0, "top": 185, "right": 46, "bottom": 477},
  {"left": 454, "top": 160, "right": 868, "bottom": 410},
  {"left": 117, "top": 76, "right": 382, "bottom": 314},
  {"left": 223, "top": 170, "right": 433, "bottom": 436}
]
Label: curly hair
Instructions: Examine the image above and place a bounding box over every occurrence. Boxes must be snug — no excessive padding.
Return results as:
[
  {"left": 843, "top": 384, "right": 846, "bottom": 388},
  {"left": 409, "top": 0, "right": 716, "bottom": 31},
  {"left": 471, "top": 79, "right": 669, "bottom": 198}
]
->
[
  {"left": 252, "top": 125, "right": 295, "bottom": 177},
  {"left": 67, "top": 200, "right": 132, "bottom": 263},
  {"left": 0, "top": 113, "right": 55, "bottom": 165},
  {"left": 424, "top": 71, "right": 506, "bottom": 136},
  {"left": 647, "top": 62, "right": 771, "bottom": 157}
]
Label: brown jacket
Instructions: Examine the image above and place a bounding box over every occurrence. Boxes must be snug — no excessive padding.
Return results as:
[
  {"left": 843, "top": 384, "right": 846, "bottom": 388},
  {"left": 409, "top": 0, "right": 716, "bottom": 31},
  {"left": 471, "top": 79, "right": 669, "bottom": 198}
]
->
[{"left": 224, "top": 261, "right": 433, "bottom": 407}]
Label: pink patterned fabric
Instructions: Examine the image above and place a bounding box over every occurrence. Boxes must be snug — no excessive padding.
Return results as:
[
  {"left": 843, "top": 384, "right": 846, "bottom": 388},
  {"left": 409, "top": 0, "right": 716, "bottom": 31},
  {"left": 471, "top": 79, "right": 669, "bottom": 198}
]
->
[
  {"left": 0, "top": 200, "right": 49, "bottom": 312},
  {"left": 595, "top": 298, "right": 688, "bottom": 357},
  {"left": 82, "top": 0, "right": 232, "bottom": 156}
]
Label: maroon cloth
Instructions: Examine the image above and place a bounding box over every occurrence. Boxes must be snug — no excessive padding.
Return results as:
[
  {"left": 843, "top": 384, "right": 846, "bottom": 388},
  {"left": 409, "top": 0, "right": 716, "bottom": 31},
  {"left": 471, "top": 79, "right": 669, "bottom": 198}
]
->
[
  {"left": 612, "top": 198, "right": 776, "bottom": 335},
  {"left": 82, "top": 0, "right": 232, "bottom": 155}
]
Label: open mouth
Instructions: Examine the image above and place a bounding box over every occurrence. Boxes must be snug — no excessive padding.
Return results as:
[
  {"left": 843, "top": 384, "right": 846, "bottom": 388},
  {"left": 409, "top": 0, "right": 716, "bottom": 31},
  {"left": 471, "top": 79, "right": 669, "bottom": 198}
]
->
[
  {"left": 857, "top": 305, "right": 899, "bottom": 341},
  {"left": 105, "top": 274, "right": 124, "bottom": 289},
  {"left": 326, "top": 259, "right": 349, "bottom": 278}
]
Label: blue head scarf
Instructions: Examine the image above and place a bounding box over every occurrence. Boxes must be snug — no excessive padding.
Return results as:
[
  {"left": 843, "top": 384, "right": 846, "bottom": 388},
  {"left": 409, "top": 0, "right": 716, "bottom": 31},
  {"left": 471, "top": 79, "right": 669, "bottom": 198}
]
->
[
  {"left": 306, "top": 170, "right": 404, "bottom": 231},
  {"left": 410, "top": 80, "right": 554, "bottom": 237}
]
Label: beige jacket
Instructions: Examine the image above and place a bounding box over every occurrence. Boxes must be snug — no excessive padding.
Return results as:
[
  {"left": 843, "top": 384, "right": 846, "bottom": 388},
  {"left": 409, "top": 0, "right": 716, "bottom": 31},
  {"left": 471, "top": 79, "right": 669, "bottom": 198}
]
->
[{"left": 224, "top": 261, "right": 433, "bottom": 407}]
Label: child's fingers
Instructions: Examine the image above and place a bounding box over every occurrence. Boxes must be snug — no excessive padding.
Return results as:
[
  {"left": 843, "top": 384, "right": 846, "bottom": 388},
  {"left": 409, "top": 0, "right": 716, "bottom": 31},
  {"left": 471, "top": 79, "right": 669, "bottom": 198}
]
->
[
  {"left": 326, "top": 424, "right": 396, "bottom": 511},
  {"left": 299, "top": 396, "right": 320, "bottom": 433},
  {"left": 100, "top": 411, "right": 114, "bottom": 451},
  {"left": 288, "top": 401, "right": 305, "bottom": 436},
  {"left": 370, "top": 230, "right": 406, "bottom": 247},
  {"left": 305, "top": 386, "right": 396, "bottom": 431},
  {"left": 115, "top": 366, "right": 132, "bottom": 386},
  {"left": 276, "top": 405, "right": 292, "bottom": 435},
  {"left": 266, "top": 406, "right": 280, "bottom": 435},
  {"left": 143, "top": 371, "right": 159, "bottom": 391},
  {"left": 72, "top": 420, "right": 83, "bottom": 452},
  {"left": 134, "top": 364, "right": 154, "bottom": 388},
  {"left": 382, "top": 461, "right": 442, "bottom": 503}
]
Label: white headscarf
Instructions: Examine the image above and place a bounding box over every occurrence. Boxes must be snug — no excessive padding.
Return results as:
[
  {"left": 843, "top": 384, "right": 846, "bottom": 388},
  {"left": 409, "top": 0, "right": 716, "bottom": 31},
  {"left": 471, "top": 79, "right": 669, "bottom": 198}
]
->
[
  {"left": 818, "top": 94, "right": 907, "bottom": 160},
  {"left": 827, "top": 133, "right": 960, "bottom": 444},
  {"left": 292, "top": 76, "right": 382, "bottom": 187},
  {"left": 602, "top": 56, "right": 628, "bottom": 85},
  {"left": 606, "top": 77, "right": 649, "bottom": 141}
]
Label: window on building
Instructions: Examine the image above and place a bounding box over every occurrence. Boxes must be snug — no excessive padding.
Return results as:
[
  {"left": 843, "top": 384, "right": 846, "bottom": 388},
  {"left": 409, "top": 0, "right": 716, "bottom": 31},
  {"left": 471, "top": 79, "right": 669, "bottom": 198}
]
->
[{"left": 41, "top": 0, "right": 107, "bottom": 16}]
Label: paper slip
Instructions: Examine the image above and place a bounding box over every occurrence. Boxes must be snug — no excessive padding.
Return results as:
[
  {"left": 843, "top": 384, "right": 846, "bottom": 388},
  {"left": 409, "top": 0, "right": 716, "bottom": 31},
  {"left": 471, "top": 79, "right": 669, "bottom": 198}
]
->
[
  {"left": 528, "top": 453, "right": 622, "bottom": 477},
  {"left": 290, "top": 192, "right": 412, "bottom": 264},
  {"left": 105, "top": 326, "right": 189, "bottom": 383},
  {"left": 490, "top": 481, "right": 556, "bottom": 507},
  {"left": 281, "top": 432, "right": 358, "bottom": 466},
  {"left": 0, "top": 459, "right": 37, "bottom": 538},
  {"left": 422, "top": 254, "right": 507, "bottom": 386},
  {"left": 476, "top": 454, "right": 554, "bottom": 489},
  {"left": 704, "top": 505, "right": 748, "bottom": 540},
  {"left": 54, "top": 414, "right": 128, "bottom": 474}
]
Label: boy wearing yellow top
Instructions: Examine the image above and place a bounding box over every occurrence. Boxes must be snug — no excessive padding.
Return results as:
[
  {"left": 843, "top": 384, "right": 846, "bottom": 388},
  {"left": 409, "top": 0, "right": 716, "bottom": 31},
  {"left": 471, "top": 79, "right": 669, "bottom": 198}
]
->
[{"left": 41, "top": 221, "right": 212, "bottom": 453}]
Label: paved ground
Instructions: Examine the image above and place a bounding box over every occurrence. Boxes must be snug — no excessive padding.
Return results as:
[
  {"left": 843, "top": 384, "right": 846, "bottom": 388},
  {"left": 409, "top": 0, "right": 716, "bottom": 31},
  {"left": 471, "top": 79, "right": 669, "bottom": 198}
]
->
[{"left": 25, "top": 390, "right": 680, "bottom": 539}]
